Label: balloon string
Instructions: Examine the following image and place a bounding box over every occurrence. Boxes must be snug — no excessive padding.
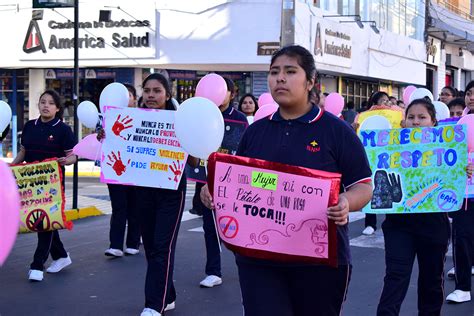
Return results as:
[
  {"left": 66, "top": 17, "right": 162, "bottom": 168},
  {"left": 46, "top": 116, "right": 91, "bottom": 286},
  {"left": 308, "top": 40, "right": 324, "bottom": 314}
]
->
[{"left": 204, "top": 160, "right": 222, "bottom": 253}]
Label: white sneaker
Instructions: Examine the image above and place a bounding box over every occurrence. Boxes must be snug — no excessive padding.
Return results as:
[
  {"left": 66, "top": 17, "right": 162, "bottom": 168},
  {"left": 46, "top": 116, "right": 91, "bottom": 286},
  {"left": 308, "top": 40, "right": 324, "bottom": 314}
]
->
[
  {"left": 124, "top": 248, "right": 140, "bottom": 255},
  {"left": 140, "top": 307, "right": 161, "bottom": 316},
  {"left": 28, "top": 269, "right": 44, "bottom": 282},
  {"left": 105, "top": 248, "right": 123, "bottom": 257},
  {"left": 447, "top": 267, "right": 455, "bottom": 279},
  {"left": 362, "top": 226, "right": 375, "bottom": 235},
  {"left": 199, "top": 275, "right": 222, "bottom": 288},
  {"left": 472, "top": 267, "right": 474, "bottom": 275},
  {"left": 446, "top": 290, "right": 471, "bottom": 303},
  {"left": 46, "top": 254, "right": 72, "bottom": 273},
  {"left": 164, "top": 301, "right": 175, "bottom": 311}
]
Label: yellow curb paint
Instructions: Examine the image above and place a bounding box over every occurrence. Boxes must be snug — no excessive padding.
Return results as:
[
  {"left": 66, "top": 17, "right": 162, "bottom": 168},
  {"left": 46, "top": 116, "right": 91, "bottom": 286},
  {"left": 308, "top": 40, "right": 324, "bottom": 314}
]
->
[
  {"left": 65, "top": 206, "right": 104, "bottom": 221},
  {"left": 65, "top": 171, "right": 100, "bottom": 177}
]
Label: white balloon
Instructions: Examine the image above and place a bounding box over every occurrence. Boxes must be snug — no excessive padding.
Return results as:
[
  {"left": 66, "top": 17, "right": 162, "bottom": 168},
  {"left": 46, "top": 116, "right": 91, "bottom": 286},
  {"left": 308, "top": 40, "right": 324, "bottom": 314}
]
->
[
  {"left": 0, "top": 101, "right": 12, "bottom": 132},
  {"left": 77, "top": 101, "right": 99, "bottom": 128},
  {"left": 99, "top": 83, "right": 129, "bottom": 113},
  {"left": 409, "top": 88, "right": 434, "bottom": 103},
  {"left": 175, "top": 97, "right": 224, "bottom": 160},
  {"left": 432, "top": 101, "right": 450, "bottom": 121},
  {"left": 359, "top": 115, "right": 392, "bottom": 131}
]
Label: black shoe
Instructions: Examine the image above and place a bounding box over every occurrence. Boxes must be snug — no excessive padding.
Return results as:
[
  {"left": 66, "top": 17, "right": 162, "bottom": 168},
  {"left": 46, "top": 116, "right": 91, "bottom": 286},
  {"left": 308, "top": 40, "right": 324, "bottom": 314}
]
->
[{"left": 189, "top": 208, "right": 203, "bottom": 216}]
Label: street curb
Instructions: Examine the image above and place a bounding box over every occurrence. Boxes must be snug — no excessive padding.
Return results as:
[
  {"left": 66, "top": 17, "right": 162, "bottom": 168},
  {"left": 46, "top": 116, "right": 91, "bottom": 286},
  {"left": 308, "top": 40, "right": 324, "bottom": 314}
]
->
[
  {"left": 65, "top": 206, "right": 104, "bottom": 221},
  {"left": 65, "top": 171, "right": 101, "bottom": 177}
]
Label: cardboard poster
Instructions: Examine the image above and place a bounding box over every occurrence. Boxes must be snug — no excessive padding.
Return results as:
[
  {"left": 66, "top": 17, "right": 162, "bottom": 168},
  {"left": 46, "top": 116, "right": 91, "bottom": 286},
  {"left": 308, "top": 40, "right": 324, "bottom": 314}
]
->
[
  {"left": 101, "top": 107, "right": 188, "bottom": 190},
  {"left": 356, "top": 109, "right": 403, "bottom": 131},
  {"left": 207, "top": 153, "right": 341, "bottom": 266},
  {"left": 360, "top": 125, "right": 468, "bottom": 214},
  {"left": 11, "top": 160, "right": 72, "bottom": 233}
]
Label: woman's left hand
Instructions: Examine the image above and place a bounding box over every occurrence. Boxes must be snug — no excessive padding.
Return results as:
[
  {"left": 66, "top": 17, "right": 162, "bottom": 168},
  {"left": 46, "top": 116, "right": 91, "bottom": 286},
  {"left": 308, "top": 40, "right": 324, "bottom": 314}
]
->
[
  {"left": 327, "top": 195, "right": 350, "bottom": 226},
  {"left": 467, "top": 163, "right": 474, "bottom": 179}
]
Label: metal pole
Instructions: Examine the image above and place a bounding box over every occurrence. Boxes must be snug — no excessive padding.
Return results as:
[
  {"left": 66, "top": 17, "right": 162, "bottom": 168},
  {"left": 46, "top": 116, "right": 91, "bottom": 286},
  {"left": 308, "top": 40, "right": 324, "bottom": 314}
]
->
[
  {"left": 72, "top": 0, "right": 79, "bottom": 209},
  {"left": 280, "top": 0, "right": 295, "bottom": 47}
]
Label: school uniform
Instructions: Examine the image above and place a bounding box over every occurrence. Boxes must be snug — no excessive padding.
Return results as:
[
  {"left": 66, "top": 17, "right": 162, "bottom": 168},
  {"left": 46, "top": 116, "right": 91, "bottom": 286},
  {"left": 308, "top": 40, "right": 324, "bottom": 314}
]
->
[
  {"left": 235, "top": 105, "right": 372, "bottom": 316},
  {"left": 202, "top": 106, "right": 248, "bottom": 278},
  {"left": 377, "top": 210, "right": 450, "bottom": 315},
  {"left": 451, "top": 199, "right": 474, "bottom": 292},
  {"left": 20, "top": 118, "right": 76, "bottom": 271}
]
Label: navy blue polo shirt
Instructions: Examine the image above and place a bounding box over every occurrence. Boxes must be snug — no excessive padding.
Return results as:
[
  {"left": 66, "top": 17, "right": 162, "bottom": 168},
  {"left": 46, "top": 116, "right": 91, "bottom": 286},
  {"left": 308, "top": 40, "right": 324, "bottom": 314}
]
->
[
  {"left": 220, "top": 106, "right": 248, "bottom": 155},
  {"left": 236, "top": 105, "right": 372, "bottom": 265},
  {"left": 21, "top": 118, "right": 76, "bottom": 163},
  {"left": 222, "top": 105, "right": 248, "bottom": 123}
]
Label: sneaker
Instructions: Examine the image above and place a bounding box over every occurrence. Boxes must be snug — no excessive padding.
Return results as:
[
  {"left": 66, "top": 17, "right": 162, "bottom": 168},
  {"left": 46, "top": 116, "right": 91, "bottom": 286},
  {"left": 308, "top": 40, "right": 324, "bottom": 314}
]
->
[
  {"left": 164, "top": 301, "right": 175, "bottom": 311},
  {"left": 472, "top": 267, "right": 474, "bottom": 275},
  {"left": 124, "top": 248, "right": 140, "bottom": 255},
  {"left": 447, "top": 267, "right": 455, "bottom": 279},
  {"left": 46, "top": 254, "right": 72, "bottom": 273},
  {"left": 362, "top": 226, "right": 375, "bottom": 235},
  {"left": 105, "top": 248, "right": 123, "bottom": 257},
  {"left": 199, "top": 275, "right": 222, "bottom": 288},
  {"left": 28, "top": 269, "right": 44, "bottom": 282},
  {"left": 140, "top": 307, "right": 161, "bottom": 316},
  {"left": 446, "top": 290, "right": 471, "bottom": 303}
]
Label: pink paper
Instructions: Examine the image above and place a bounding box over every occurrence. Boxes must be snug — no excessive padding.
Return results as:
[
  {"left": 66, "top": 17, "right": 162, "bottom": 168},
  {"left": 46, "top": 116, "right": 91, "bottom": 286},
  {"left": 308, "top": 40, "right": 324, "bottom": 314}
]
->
[{"left": 73, "top": 134, "right": 102, "bottom": 161}]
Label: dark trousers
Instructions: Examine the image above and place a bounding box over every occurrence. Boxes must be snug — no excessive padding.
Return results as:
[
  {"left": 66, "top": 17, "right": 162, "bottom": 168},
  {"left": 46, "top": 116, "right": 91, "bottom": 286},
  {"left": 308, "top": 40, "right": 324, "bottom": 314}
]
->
[
  {"left": 107, "top": 183, "right": 140, "bottom": 250},
  {"left": 202, "top": 207, "right": 221, "bottom": 277},
  {"left": 30, "top": 230, "right": 68, "bottom": 270},
  {"left": 377, "top": 228, "right": 447, "bottom": 316},
  {"left": 452, "top": 209, "right": 474, "bottom": 291},
  {"left": 365, "top": 213, "right": 377, "bottom": 229},
  {"left": 192, "top": 182, "right": 206, "bottom": 210},
  {"left": 236, "top": 259, "right": 351, "bottom": 316},
  {"left": 136, "top": 186, "right": 185, "bottom": 314}
]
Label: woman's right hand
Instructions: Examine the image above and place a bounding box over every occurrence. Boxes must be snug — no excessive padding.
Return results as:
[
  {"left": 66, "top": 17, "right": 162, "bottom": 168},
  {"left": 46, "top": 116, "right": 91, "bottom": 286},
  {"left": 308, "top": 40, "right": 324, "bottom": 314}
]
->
[
  {"left": 97, "top": 128, "right": 105, "bottom": 142},
  {"left": 200, "top": 184, "right": 214, "bottom": 210}
]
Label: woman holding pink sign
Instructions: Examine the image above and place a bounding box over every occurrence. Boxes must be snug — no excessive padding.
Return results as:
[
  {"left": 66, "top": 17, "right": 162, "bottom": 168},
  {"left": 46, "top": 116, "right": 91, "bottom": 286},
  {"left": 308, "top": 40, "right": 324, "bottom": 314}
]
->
[{"left": 201, "top": 45, "right": 373, "bottom": 315}]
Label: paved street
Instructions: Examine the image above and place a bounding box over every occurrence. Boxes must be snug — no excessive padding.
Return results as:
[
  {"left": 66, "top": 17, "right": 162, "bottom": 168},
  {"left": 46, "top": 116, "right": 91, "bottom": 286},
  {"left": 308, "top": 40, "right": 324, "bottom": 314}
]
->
[{"left": 0, "top": 177, "right": 472, "bottom": 315}]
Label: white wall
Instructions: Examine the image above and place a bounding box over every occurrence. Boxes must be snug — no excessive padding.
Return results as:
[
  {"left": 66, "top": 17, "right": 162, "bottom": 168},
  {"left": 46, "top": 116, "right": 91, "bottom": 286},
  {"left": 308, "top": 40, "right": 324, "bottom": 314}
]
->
[
  {"left": 28, "top": 69, "right": 46, "bottom": 119},
  {"left": 295, "top": 2, "right": 426, "bottom": 85}
]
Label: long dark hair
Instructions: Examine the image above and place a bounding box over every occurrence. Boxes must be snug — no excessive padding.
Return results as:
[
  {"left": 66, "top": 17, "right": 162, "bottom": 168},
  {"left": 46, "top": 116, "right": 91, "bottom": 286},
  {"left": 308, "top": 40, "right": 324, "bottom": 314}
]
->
[
  {"left": 368, "top": 91, "right": 389, "bottom": 107},
  {"left": 270, "top": 45, "right": 316, "bottom": 99},
  {"left": 39, "top": 90, "right": 63, "bottom": 119},
  {"left": 142, "top": 73, "right": 175, "bottom": 110},
  {"left": 405, "top": 98, "right": 437, "bottom": 126},
  {"left": 238, "top": 93, "right": 258, "bottom": 115}
]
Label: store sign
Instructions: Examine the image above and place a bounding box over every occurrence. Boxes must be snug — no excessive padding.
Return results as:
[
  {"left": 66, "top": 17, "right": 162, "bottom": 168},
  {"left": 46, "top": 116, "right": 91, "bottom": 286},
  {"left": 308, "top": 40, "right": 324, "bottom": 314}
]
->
[
  {"left": 45, "top": 68, "right": 116, "bottom": 79},
  {"left": 312, "top": 17, "right": 352, "bottom": 68},
  {"left": 426, "top": 36, "right": 441, "bottom": 66},
  {"left": 20, "top": 4, "right": 156, "bottom": 60}
]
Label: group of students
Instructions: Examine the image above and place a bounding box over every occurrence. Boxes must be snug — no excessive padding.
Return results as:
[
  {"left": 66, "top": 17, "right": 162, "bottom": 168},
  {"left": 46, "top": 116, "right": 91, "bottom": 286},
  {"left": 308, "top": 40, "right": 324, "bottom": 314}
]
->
[{"left": 4, "top": 44, "right": 474, "bottom": 316}]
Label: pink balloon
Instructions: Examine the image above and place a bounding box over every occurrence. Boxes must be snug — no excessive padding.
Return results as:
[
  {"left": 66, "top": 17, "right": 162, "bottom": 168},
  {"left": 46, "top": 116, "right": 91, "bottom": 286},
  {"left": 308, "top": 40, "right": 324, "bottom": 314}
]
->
[
  {"left": 195, "top": 74, "right": 227, "bottom": 106},
  {"left": 73, "top": 134, "right": 102, "bottom": 161},
  {"left": 0, "top": 160, "right": 20, "bottom": 266},
  {"left": 258, "top": 93, "right": 274, "bottom": 108},
  {"left": 254, "top": 103, "right": 279, "bottom": 122},
  {"left": 458, "top": 114, "right": 474, "bottom": 152},
  {"left": 325, "top": 93, "right": 344, "bottom": 116},
  {"left": 403, "top": 85, "right": 417, "bottom": 105}
]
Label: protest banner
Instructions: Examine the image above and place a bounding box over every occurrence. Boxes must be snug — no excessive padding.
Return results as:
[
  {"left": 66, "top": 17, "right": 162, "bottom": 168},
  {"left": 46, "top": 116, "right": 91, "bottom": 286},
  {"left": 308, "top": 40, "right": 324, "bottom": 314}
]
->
[
  {"left": 356, "top": 108, "right": 403, "bottom": 131},
  {"left": 11, "top": 160, "right": 72, "bottom": 233},
  {"left": 186, "top": 118, "right": 248, "bottom": 183},
  {"left": 207, "top": 153, "right": 341, "bottom": 266},
  {"left": 360, "top": 125, "right": 468, "bottom": 214},
  {"left": 468, "top": 152, "right": 474, "bottom": 198},
  {"left": 101, "top": 107, "right": 188, "bottom": 190}
]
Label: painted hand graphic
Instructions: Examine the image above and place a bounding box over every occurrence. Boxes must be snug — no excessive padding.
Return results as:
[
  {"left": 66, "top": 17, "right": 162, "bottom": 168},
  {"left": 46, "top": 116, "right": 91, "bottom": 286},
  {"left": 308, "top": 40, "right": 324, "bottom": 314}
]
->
[
  {"left": 111, "top": 115, "right": 133, "bottom": 139},
  {"left": 371, "top": 170, "right": 403, "bottom": 209},
  {"left": 106, "top": 151, "right": 130, "bottom": 176},
  {"left": 27, "top": 209, "right": 50, "bottom": 232},
  {"left": 169, "top": 160, "right": 184, "bottom": 183}
]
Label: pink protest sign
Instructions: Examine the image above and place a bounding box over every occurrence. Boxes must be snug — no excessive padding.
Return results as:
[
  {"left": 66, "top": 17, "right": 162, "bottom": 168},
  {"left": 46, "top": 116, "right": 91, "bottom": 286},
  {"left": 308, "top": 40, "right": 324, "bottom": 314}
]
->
[
  {"left": 468, "top": 152, "right": 474, "bottom": 198},
  {"left": 208, "top": 153, "right": 341, "bottom": 266}
]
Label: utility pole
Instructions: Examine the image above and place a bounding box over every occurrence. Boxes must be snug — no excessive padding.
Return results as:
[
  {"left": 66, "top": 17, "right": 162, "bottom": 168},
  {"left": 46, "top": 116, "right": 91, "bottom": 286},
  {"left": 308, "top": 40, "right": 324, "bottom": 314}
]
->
[
  {"left": 72, "top": 0, "right": 79, "bottom": 209},
  {"left": 280, "top": 0, "right": 295, "bottom": 47}
]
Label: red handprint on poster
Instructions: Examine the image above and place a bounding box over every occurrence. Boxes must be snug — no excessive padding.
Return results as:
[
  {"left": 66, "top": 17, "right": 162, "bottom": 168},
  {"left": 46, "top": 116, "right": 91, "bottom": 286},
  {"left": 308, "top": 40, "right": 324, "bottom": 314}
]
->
[
  {"left": 106, "top": 151, "right": 130, "bottom": 176},
  {"left": 112, "top": 115, "right": 133, "bottom": 139},
  {"left": 169, "top": 160, "right": 184, "bottom": 183}
]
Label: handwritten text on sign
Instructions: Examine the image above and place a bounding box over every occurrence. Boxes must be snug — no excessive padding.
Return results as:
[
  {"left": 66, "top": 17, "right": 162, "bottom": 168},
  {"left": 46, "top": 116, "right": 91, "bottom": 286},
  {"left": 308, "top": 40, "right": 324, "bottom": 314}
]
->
[
  {"left": 213, "top": 161, "right": 332, "bottom": 260},
  {"left": 360, "top": 125, "right": 468, "bottom": 214},
  {"left": 11, "top": 160, "right": 71, "bottom": 233},
  {"left": 101, "top": 107, "right": 188, "bottom": 190}
]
